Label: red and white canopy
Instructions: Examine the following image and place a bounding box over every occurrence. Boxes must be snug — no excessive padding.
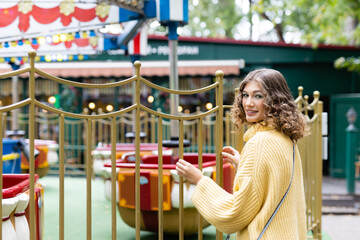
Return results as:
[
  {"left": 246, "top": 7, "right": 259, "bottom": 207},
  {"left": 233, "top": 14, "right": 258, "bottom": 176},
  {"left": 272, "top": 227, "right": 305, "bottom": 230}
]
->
[{"left": 0, "top": 0, "right": 120, "bottom": 42}]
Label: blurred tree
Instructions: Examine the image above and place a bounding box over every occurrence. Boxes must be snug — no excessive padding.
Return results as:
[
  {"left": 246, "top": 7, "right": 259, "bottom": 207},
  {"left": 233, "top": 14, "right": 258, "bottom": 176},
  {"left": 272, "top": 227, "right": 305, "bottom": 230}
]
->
[
  {"left": 182, "top": 0, "right": 359, "bottom": 43},
  {"left": 185, "top": 0, "right": 360, "bottom": 71},
  {"left": 184, "top": 0, "right": 242, "bottom": 38}
]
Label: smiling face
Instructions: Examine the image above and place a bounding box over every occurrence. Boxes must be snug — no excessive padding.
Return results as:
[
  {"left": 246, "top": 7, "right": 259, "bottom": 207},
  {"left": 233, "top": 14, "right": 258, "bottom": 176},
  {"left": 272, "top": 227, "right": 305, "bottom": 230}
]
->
[{"left": 241, "top": 81, "right": 266, "bottom": 123}]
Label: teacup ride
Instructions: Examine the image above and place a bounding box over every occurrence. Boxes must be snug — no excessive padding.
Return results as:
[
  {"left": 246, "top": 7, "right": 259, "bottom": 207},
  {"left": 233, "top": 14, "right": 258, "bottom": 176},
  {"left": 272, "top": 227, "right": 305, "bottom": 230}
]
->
[
  {"left": 2, "top": 139, "right": 22, "bottom": 174},
  {"left": 21, "top": 139, "right": 59, "bottom": 178},
  {"left": 93, "top": 142, "right": 172, "bottom": 176},
  {"left": 104, "top": 152, "right": 235, "bottom": 235},
  {"left": 2, "top": 174, "right": 44, "bottom": 240},
  {"left": 5, "top": 130, "right": 58, "bottom": 177}
]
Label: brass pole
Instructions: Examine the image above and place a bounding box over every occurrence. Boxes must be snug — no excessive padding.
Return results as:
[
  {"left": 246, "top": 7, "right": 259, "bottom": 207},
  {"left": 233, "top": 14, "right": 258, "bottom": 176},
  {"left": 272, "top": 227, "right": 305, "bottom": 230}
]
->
[
  {"left": 86, "top": 118, "right": 92, "bottom": 240},
  {"left": 59, "top": 114, "right": 65, "bottom": 240},
  {"left": 134, "top": 61, "right": 141, "bottom": 240},
  {"left": 225, "top": 111, "right": 230, "bottom": 146},
  {"left": 179, "top": 119, "right": 184, "bottom": 240},
  {"left": 11, "top": 74, "right": 19, "bottom": 130},
  {"left": 111, "top": 116, "right": 117, "bottom": 240},
  {"left": 197, "top": 117, "right": 203, "bottom": 240},
  {"left": 157, "top": 116, "right": 163, "bottom": 240},
  {"left": 28, "top": 50, "right": 36, "bottom": 240},
  {"left": 316, "top": 101, "right": 323, "bottom": 240},
  {"left": 215, "top": 70, "right": 224, "bottom": 240}
]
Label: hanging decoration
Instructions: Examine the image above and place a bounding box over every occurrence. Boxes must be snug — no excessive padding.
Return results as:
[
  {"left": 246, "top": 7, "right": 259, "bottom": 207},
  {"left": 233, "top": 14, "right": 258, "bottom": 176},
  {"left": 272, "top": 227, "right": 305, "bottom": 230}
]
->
[
  {"left": 0, "top": 0, "right": 111, "bottom": 34},
  {"left": 0, "top": 30, "right": 98, "bottom": 50}
]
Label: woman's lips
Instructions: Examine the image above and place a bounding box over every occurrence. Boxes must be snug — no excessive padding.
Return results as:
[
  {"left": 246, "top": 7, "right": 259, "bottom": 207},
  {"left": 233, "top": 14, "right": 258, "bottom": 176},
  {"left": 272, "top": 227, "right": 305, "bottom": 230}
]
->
[{"left": 246, "top": 110, "right": 258, "bottom": 116}]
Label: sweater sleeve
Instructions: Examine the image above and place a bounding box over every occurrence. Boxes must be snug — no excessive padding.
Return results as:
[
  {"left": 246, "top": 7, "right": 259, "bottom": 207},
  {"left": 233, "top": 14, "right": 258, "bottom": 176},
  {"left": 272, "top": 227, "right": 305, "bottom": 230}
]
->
[{"left": 191, "top": 175, "right": 260, "bottom": 234}]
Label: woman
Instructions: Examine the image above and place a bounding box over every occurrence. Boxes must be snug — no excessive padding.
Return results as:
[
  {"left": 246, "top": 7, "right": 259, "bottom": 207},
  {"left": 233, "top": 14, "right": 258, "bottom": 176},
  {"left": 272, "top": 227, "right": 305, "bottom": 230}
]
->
[{"left": 176, "top": 69, "right": 307, "bottom": 239}]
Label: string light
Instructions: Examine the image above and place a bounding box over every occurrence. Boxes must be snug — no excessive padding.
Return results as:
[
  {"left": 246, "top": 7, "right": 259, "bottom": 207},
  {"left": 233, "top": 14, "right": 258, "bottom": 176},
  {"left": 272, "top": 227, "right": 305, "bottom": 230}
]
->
[
  {"left": 60, "top": 34, "right": 67, "bottom": 42},
  {"left": 45, "top": 55, "right": 52, "bottom": 62},
  {"left": 88, "top": 102, "right": 96, "bottom": 110},
  {"left": 56, "top": 54, "right": 63, "bottom": 62},
  {"left": 52, "top": 35, "right": 60, "bottom": 43},
  {"left": 48, "top": 96, "right": 56, "bottom": 104},
  {"left": 147, "top": 95, "right": 154, "bottom": 103},
  {"left": 45, "top": 35, "right": 53, "bottom": 44},
  {"left": 38, "top": 37, "right": 46, "bottom": 45},
  {"left": 106, "top": 104, "right": 114, "bottom": 112}
]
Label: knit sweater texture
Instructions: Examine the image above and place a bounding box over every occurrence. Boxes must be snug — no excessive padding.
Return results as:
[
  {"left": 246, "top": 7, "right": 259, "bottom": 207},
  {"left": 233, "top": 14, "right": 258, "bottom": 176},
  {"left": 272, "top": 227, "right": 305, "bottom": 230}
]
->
[{"left": 191, "top": 123, "right": 307, "bottom": 239}]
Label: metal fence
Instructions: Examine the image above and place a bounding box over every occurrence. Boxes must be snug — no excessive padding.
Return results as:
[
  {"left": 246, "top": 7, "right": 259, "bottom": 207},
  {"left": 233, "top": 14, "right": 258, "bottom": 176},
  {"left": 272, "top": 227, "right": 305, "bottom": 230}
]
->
[
  {"left": 0, "top": 51, "right": 323, "bottom": 240},
  {"left": 295, "top": 88, "right": 323, "bottom": 240}
]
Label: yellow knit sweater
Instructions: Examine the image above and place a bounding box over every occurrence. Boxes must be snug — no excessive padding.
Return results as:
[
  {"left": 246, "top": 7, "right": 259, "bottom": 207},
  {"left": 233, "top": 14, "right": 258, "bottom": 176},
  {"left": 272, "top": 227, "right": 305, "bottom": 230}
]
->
[{"left": 192, "top": 123, "right": 307, "bottom": 239}]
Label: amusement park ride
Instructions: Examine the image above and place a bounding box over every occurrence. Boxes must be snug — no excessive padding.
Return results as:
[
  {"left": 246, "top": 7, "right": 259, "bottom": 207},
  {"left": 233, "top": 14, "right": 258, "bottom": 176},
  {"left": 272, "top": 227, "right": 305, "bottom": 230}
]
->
[{"left": 0, "top": 0, "right": 234, "bottom": 238}]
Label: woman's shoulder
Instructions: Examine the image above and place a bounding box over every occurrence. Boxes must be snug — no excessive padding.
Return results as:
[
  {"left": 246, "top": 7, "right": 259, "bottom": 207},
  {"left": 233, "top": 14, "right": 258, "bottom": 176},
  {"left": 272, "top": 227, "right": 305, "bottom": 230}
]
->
[{"left": 249, "top": 130, "right": 291, "bottom": 151}]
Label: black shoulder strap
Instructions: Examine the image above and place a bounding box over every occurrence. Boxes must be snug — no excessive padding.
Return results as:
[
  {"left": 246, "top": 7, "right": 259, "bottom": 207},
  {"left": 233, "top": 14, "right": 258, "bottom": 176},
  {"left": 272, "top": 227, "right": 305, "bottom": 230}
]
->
[{"left": 225, "top": 144, "right": 295, "bottom": 240}]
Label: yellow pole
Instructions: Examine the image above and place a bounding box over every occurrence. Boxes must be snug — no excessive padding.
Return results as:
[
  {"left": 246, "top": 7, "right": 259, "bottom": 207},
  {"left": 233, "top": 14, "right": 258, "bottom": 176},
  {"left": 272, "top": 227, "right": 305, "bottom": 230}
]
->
[
  {"left": 134, "top": 61, "right": 141, "bottom": 240},
  {"left": 111, "top": 116, "right": 117, "bottom": 240},
  {"left": 157, "top": 116, "right": 163, "bottom": 240},
  {"left": 28, "top": 50, "right": 36, "bottom": 240},
  {"left": 197, "top": 117, "right": 203, "bottom": 240},
  {"left": 59, "top": 114, "right": 65, "bottom": 240},
  {"left": 215, "top": 70, "right": 224, "bottom": 240},
  {"left": 179, "top": 119, "right": 184, "bottom": 240},
  {"left": 86, "top": 118, "right": 92, "bottom": 240}
]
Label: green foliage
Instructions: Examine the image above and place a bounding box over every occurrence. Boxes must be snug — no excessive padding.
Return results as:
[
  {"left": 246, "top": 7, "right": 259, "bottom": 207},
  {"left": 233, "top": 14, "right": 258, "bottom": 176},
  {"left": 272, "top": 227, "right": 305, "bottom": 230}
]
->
[
  {"left": 186, "top": 0, "right": 242, "bottom": 38},
  {"left": 334, "top": 57, "right": 360, "bottom": 73},
  {"left": 287, "top": 0, "right": 360, "bottom": 46},
  {"left": 185, "top": 0, "right": 360, "bottom": 72}
]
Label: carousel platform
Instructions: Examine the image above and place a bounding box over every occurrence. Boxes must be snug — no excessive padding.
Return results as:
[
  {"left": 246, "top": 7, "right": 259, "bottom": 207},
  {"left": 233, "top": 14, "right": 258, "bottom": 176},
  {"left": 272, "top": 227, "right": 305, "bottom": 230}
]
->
[{"left": 41, "top": 175, "right": 223, "bottom": 239}]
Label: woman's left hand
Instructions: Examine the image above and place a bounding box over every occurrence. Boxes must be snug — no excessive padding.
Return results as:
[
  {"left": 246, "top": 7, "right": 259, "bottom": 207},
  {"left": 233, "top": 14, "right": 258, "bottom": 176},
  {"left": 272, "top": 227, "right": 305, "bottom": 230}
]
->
[{"left": 176, "top": 159, "right": 204, "bottom": 185}]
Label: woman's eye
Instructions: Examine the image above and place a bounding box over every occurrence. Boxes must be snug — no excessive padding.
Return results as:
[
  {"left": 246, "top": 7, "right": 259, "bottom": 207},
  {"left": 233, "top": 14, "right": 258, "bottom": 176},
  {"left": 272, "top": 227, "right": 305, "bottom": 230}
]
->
[
  {"left": 255, "top": 94, "right": 264, "bottom": 99},
  {"left": 242, "top": 93, "right": 248, "bottom": 97}
]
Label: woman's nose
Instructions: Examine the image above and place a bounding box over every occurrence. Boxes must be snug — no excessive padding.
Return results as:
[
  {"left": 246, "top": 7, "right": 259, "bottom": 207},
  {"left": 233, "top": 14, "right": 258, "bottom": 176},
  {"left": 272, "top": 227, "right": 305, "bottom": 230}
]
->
[{"left": 245, "top": 97, "right": 254, "bottom": 107}]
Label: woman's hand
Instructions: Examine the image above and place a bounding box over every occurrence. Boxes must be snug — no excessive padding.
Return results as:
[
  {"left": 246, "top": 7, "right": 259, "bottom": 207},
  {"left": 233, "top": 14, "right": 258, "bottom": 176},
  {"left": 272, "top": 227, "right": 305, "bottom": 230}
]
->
[
  {"left": 222, "top": 146, "right": 240, "bottom": 170},
  {"left": 176, "top": 159, "right": 204, "bottom": 185}
]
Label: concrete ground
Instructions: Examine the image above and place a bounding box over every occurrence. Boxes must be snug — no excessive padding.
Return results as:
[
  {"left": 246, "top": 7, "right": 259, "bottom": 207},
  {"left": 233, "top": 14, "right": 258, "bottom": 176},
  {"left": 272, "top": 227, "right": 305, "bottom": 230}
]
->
[
  {"left": 322, "top": 176, "right": 360, "bottom": 240},
  {"left": 40, "top": 175, "right": 359, "bottom": 240}
]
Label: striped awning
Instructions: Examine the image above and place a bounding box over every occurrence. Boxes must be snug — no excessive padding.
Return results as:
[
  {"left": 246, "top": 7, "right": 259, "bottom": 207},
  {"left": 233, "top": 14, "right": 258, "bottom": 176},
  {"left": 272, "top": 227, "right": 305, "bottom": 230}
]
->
[{"left": 0, "top": 60, "right": 241, "bottom": 78}]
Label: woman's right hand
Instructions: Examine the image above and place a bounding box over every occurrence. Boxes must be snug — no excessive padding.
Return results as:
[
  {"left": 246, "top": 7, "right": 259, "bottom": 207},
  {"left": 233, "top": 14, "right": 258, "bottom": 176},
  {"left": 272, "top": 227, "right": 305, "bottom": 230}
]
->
[{"left": 222, "top": 146, "right": 240, "bottom": 170}]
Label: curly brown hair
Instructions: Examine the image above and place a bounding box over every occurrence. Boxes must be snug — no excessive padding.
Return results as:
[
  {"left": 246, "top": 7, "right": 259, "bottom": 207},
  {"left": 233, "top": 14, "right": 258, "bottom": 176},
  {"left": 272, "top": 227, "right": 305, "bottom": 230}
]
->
[{"left": 231, "top": 68, "right": 307, "bottom": 141}]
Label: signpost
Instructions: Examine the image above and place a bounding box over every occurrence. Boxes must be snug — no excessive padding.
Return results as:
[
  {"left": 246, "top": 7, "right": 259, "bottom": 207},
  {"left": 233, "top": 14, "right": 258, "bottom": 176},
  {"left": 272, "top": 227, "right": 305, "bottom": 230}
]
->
[{"left": 156, "top": 0, "right": 188, "bottom": 137}]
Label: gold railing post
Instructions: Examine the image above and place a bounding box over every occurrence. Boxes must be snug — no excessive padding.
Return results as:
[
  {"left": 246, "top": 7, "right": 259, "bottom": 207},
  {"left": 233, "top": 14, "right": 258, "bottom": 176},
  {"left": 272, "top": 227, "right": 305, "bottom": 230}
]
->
[
  {"left": 98, "top": 108, "right": 104, "bottom": 144},
  {"left": 134, "top": 61, "right": 141, "bottom": 240},
  {"left": 215, "top": 70, "right": 224, "bottom": 240},
  {"left": 225, "top": 111, "right": 230, "bottom": 146},
  {"left": 59, "top": 114, "right": 65, "bottom": 240},
  {"left": 179, "top": 119, "right": 184, "bottom": 240},
  {"left": 157, "top": 116, "right": 163, "bottom": 240},
  {"left": 151, "top": 115, "right": 156, "bottom": 143},
  {"left": 111, "top": 116, "right": 117, "bottom": 240},
  {"left": 28, "top": 50, "right": 36, "bottom": 240},
  {"left": 86, "top": 118, "right": 92, "bottom": 240},
  {"left": 197, "top": 117, "right": 204, "bottom": 240}
]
